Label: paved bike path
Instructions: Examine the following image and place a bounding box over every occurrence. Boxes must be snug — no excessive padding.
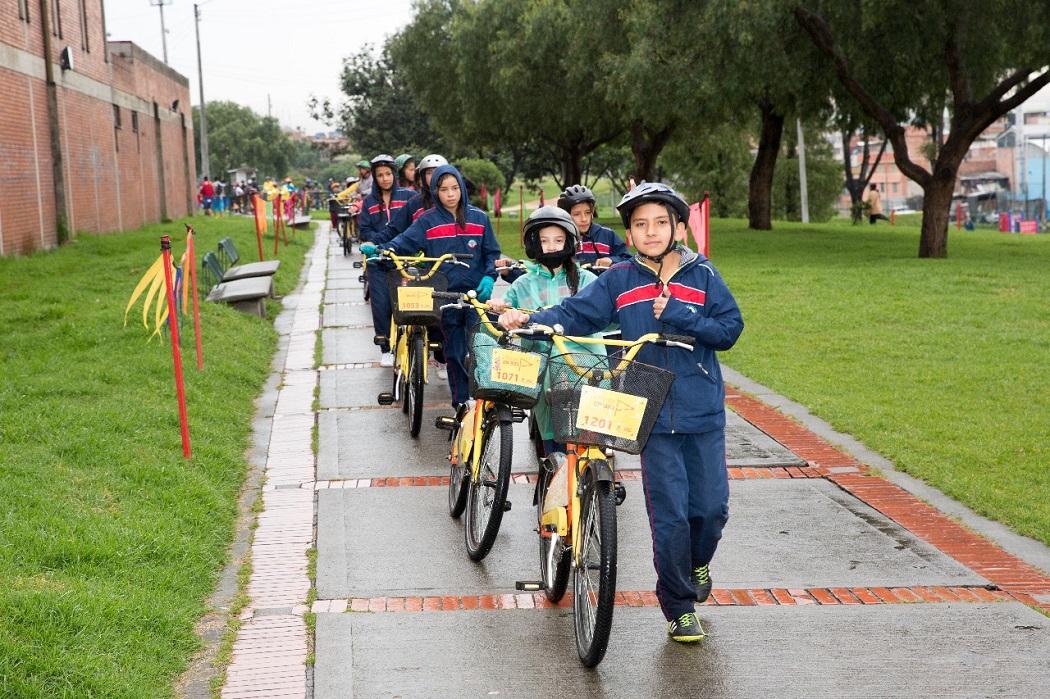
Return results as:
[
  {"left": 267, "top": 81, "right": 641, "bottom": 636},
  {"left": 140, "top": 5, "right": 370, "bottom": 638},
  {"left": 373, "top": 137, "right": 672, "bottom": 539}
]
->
[{"left": 222, "top": 228, "right": 1050, "bottom": 698}]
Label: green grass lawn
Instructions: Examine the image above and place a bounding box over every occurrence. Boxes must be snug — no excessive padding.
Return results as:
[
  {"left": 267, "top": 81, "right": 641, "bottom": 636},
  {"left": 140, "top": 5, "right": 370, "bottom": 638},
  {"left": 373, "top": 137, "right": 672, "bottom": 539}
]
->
[
  {"left": 495, "top": 218, "right": 1050, "bottom": 546},
  {"left": 0, "top": 217, "right": 313, "bottom": 697}
]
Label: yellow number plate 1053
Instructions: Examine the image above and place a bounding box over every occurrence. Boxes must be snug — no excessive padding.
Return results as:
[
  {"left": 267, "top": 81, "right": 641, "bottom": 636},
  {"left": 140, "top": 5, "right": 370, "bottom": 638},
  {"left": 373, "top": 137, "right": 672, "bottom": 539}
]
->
[{"left": 397, "top": 286, "right": 433, "bottom": 312}]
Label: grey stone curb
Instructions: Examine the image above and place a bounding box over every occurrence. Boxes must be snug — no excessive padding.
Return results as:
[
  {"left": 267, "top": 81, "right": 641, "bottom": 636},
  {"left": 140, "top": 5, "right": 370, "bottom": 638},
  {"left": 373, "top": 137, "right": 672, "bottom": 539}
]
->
[{"left": 723, "top": 366, "right": 1050, "bottom": 577}]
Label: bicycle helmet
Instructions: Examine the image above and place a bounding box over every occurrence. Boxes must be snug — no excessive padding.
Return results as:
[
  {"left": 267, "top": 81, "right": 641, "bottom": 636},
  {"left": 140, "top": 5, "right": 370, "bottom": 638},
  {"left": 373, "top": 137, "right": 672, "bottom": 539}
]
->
[
  {"left": 557, "top": 184, "right": 596, "bottom": 212},
  {"left": 523, "top": 206, "right": 579, "bottom": 260},
  {"left": 395, "top": 153, "right": 415, "bottom": 170},
  {"left": 355, "top": 159, "right": 370, "bottom": 169},
  {"left": 616, "top": 181, "right": 689, "bottom": 262},
  {"left": 416, "top": 153, "right": 448, "bottom": 171}
]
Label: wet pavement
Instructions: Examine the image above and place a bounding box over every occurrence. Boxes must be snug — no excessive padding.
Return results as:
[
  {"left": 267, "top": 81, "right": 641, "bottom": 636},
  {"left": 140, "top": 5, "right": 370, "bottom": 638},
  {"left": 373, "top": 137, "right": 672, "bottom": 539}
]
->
[{"left": 222, "top": 228, "right": 1050, "bottom": 699}]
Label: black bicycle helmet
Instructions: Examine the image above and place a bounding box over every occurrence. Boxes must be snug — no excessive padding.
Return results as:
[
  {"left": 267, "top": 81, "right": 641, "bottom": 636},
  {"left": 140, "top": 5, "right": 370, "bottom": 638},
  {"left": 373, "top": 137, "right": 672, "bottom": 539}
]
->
[
  {"left": 557, "top": 184, "right": 596, "bottom": 212},
  {"left": 615, "top": 181, "right": 689, "bottom": 228},
  {"left": 523, "top": 206, "right": 579, "bottom": 260}
]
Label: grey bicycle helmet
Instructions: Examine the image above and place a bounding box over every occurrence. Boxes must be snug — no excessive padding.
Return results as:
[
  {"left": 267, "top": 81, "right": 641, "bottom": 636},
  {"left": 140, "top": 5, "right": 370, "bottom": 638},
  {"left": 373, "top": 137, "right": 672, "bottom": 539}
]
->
[
  {"left": 523, "top": 206, "right": 579, "bottom": 260},
  {"left": 557, "top": 184, "right": 596, "bottom": 212},
  {"left": 615, "top": 181, "right": 690, "bottom": 228},
  {"left": 370, "top": 154, "right": 396, "bottom": 175}
]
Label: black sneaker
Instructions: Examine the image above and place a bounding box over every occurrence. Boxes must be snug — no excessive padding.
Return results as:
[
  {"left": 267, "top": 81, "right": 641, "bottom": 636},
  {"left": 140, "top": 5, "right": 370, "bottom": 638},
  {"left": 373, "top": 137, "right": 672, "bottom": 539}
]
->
[
  {"left": 692, "top": 564, "right": 712, "bottom": 603},
  {"left": 667, "top": 612, "right": 706, "bottom": 643}
]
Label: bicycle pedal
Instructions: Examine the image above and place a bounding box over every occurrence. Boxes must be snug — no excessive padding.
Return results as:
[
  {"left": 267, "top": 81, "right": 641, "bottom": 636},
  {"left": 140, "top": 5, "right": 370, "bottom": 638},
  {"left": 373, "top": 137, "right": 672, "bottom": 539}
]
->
[
  {"left": 376, "top": 392, "right": 395, "bottom": 406},
  {"left": 515, "top": 581, "right": 545, "bottom": 592},
  {"left": 353, "top": 261, "right": 362, "bottom": 269},
  {"left": 502, "top": 501, "right": 512, "bottom": 512},
  {"left": 373, "top": 335, "right": 388, "bottom": 347},
  {"left": 613, "top": 482, "right": 627, "bottom": 506},
  {"left": 434, "top": 416, "right": 457, "bottom": 431}
]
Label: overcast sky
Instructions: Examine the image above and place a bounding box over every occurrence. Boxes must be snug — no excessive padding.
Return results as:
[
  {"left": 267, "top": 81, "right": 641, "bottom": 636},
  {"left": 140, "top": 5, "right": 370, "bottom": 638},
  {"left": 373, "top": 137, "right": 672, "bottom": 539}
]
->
[{"left": 103, "top": 0, "right": 415, "bottom": 134}]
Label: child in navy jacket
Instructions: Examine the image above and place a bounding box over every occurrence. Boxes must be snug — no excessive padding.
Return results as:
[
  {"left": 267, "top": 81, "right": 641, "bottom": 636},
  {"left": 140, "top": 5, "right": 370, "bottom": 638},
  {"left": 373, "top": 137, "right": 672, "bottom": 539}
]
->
[
  {"left": 499, "top": 182, "right": 743, "bottom": 643},
  {"left": 364, "top": 165, "right": 501, "bottom": 406}
]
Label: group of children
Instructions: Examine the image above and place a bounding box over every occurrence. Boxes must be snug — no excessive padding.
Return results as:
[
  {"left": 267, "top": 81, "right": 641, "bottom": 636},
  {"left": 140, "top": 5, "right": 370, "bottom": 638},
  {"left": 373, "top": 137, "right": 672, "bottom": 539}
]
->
[{"left": 354, "top": 156, "right": 744, "bottom": 643}]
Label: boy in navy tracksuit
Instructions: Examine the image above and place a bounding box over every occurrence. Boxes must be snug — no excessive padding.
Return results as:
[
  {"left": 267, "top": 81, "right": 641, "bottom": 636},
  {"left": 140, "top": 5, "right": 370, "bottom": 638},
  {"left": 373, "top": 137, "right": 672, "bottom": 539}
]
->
[
  {"left": 359, "top": 154, "right": 415, "bottom": 365},
  {"left": 558, "top": 184, "right": 631, "bottom": 267},
  {"left": 499, "top": 182, "right": 743, "bottom": 643},
  {"left": 363, "top": 165, "right": 501, "bottom": 406}
]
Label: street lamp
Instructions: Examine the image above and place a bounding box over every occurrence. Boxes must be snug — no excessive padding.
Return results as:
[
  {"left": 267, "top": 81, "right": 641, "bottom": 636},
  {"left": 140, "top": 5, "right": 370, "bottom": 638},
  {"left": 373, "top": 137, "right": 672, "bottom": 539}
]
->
[{"left": 148, "top": 0, "right": 172, "bottom": 65}]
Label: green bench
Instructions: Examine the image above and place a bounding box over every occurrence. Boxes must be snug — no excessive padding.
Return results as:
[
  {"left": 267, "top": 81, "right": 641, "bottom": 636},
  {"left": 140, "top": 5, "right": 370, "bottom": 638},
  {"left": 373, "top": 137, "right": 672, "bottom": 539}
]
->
[
  {"left": 216, "top": 237, "right": 281, "bottom": 280},
  {"left": 201, "top": 251, "right": 274, "bottom": 318}
]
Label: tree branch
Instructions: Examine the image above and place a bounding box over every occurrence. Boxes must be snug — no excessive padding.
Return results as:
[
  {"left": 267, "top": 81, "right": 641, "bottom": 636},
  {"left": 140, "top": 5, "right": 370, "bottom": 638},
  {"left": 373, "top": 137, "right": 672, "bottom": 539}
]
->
[
  {"left": 996, "top": 69, "right": 1050, "bottom": 114},
  {"left": 793, "top": 6, "right": 931, "bottom": 186},
  {"left": 986, "top": 68, "right": 1033, "bottom": 105}
]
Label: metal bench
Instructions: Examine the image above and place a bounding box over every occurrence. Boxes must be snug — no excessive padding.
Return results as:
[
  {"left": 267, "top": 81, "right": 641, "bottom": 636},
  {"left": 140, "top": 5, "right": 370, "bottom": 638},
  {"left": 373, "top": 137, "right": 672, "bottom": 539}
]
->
[
  {"left": 201, "top": 251, "right": 274, "bottom": 317},
  {"left": 217, "top": 237, "right": 281, "bottom": 280}
]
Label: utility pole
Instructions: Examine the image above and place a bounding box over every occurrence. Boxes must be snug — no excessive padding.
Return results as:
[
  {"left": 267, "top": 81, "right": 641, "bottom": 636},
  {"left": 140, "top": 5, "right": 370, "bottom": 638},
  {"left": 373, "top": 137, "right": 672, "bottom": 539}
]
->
[
  {"left": 796, "top": 118, "right": 810, "bottom": 223},
  {"left": 194, "top": 3, "right": 210, "bottom": 178},
  {"left": 149, "top": 0, "right": 172, "bottom": 64},
  {"left": 267, "top": 93, "right": 272, "bottom": 119},
  {"left": 38, "top": 0, "right": 68, "bottom": 243}
]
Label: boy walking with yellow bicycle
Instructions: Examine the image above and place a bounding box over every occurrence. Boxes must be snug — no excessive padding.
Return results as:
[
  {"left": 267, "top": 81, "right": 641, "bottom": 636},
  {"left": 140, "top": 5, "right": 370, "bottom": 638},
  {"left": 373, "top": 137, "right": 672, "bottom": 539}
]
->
[{"left": 499, "top": 182, "right": 744, "bottom": 642}]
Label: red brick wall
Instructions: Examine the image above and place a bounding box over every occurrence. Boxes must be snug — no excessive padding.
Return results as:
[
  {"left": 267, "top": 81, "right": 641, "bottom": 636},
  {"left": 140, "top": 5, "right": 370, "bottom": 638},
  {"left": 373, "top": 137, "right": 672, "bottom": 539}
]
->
[{"left": 0, "top": 1, "right": 196, "bottom": 256}]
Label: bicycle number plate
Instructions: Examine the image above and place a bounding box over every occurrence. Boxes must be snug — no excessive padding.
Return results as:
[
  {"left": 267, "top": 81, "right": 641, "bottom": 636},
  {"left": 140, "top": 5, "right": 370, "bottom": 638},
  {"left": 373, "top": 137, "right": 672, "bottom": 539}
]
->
[
  {"left": 490, "top": 349, "right": 541, "bottom": 388},
  {"left": 575, "top": 385, "right": 647, "bottom": 441},
  {"left": 397, "top": 286, "right": 433, "bottom": 312}
]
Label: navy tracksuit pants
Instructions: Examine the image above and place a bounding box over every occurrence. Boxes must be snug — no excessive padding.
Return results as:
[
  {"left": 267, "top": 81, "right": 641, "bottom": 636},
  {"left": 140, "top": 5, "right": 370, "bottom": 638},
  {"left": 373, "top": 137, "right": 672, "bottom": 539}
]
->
[
  {"left": 639, "top": 429, "right": 730, "bottom": 620},
  {"left": 439, "top": 305, "right": 470, "bottom": 406},
  {"left": 367, "top": 265, "right": 393, "bottom": 353}
]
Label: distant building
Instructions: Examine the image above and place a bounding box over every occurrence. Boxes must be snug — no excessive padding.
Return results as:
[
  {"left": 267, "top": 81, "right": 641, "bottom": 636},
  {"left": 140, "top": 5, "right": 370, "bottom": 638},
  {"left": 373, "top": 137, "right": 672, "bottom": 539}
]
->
[{"left": 0, "top": 2, "right": 196, "bottom": 256}]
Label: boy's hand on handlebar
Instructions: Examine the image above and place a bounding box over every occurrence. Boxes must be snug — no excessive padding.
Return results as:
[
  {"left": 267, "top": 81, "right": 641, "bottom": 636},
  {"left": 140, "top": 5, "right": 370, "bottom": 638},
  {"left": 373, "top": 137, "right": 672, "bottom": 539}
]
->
[
  {"left": 595, "top": 257, "right": 613, "bottom": 268},
  {"left": 486, "top": 299, "right": 508, "bottom": 313},
  {"left": 360, "top": 243, "right": 378, "bottom": 258},
  {"left": 475, "top": 276, "right": 495, "bottom": 302},
  {"left": 498, "top": 309, "right": 530, "bottom": 330}
]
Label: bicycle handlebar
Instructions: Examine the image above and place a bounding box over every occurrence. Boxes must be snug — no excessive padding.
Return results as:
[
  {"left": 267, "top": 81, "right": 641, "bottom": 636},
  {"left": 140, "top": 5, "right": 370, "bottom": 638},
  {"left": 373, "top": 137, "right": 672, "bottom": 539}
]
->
[{"left": 511, "top": 324, "right": 694, "bottom": 376}]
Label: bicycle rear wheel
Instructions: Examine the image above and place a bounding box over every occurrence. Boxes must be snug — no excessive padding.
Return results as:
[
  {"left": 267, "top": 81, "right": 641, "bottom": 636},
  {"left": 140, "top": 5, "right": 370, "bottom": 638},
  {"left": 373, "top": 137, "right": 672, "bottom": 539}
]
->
[
  {"left": 464, "top": 412, "right": 512, "bottom": 561},
  {"left": 573, "top": 471, "right": 617, "bottom": 667},
  {"left": 407, "top": 332, "right": 425, "bottom": 437},
  {"left": 447, "top": 419, "right": 469, "bottom": 518},
  {"left": 536, "top": 458, "right": 570, "bottom": 602}
]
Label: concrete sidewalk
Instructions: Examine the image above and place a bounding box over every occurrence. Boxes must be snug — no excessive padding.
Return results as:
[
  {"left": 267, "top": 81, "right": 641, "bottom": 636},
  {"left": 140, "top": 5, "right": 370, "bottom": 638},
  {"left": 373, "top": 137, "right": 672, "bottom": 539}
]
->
[{"left": 220, "top": 225, "right": 1050, "bottom": 698}]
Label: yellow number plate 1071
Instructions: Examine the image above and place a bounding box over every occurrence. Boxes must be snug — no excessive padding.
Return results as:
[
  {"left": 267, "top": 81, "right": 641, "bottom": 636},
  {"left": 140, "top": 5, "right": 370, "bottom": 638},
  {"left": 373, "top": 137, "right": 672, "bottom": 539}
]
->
[
  {"left": 575, "top": 385, "right": 647, "bottom": 441},
  {"left": 397, "top": 286, "right": 433, "bottom": 312},
  {"left": 490, "top": 348, "right": 541, "bottom": 388}
]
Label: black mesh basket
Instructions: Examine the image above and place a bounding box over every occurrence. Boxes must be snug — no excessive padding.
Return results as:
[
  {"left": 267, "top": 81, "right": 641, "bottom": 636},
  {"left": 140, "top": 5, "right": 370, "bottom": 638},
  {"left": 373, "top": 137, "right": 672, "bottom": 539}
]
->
[
  {"left": 466, "top": 321, "right": 549, "bottom": 409},
  {"left": 387, "top": 270, "right": 448, "bottom": 326},
  {"left": 545, "top": 353, "right": 673, "bottom": 454}
]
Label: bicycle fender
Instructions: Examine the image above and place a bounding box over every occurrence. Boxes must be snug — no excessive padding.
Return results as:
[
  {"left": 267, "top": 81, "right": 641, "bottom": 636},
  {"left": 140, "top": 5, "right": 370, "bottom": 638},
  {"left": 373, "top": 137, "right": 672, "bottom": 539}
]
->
[
  {"left": 496, "top": 405, "right": 515, "bottom": 424},
  {"left": 583, "top": 458, "right": 614, "bottom": 483}
]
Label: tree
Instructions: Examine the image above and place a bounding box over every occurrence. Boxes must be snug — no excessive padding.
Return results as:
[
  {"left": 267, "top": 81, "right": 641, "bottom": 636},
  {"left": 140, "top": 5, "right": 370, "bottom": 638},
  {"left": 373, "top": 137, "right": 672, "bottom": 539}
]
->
[
  {"left": 193, "top": 101, "right": 295, "bottom": 180},
  {"left": 794, "top": 1, "right": 1050, "bottom": 257},
  {"left": 336, "top": 43, "right": 445, "bottom": 156},
  {"left": 772, "top": 123, "right": 843, "bottom": 222},
  {"left": 662, "top": 123, "right": 752, "bottom": 218}
]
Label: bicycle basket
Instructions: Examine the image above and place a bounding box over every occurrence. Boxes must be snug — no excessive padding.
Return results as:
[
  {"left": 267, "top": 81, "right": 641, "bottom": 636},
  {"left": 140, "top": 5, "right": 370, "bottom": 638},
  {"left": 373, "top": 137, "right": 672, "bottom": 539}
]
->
[
  {"left": 545, "top": 353, "right": 673, "bottom": 455},
  {"left": 387, "top": 270, "right": 448, "bottom": 326},
  {"left": 466, "top": 321, "right": 549, "bottom": 409}
]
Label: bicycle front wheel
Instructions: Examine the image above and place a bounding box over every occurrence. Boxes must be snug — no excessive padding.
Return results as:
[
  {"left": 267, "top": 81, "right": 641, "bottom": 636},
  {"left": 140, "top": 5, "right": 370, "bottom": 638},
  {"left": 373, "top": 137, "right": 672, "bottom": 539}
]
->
[
  {"left": 407, "top": 332, "right": 425, "bottom": 437},
  {"left": 464, "top": 412, "right": 512, "bottom": 561},
  {"left": 447, "top": 420, "right": 469, "bottom": 518},
  {"left": 574, "top": 472, "right": 617, "bottom": 667}
]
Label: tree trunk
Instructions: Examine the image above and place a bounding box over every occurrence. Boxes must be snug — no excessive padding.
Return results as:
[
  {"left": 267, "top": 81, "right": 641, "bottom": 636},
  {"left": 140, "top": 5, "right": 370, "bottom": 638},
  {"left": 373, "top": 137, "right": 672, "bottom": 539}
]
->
[
  {"left": 630, "top": 120, "right": 675, "bottom": 183},
  {"left": 918, "top": 160, "right": 960, "bottom": 258},
  {"left": 560, "top": 148, "right": 582, "bottom": 189},
  {"left": 748, "top": 101, "right": 784, "bottom": 230}
]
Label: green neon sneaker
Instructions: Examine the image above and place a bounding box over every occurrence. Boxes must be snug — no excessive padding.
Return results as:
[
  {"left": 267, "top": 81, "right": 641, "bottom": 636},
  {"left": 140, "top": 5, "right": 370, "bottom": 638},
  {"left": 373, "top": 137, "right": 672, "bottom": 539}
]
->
[
  {"left": 667, "top": 612, "right": 706, "bottom": 643},
  {"left": 692, "top": 564, "right": 712, "bottom": 603}
]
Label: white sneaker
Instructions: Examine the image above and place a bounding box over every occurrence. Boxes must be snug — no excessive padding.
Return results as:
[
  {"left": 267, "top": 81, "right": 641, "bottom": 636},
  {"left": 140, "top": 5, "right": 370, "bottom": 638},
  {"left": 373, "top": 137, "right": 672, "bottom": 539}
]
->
[
  {"left": 380, "top": 352, "right": 394, "bottom": 367},
  {"left": 438, "top": 365, "right": 448, "bottom": 380}
]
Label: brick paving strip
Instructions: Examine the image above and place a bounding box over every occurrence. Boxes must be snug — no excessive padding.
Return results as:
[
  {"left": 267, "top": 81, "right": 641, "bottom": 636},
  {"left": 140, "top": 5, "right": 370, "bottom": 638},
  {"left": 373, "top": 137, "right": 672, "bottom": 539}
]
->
[
  {"left": 312, "top": 585, "right": 1013, "bottom": 614},
  {"left": 219, "top": 234, "right": 330, "bottom": 699}
]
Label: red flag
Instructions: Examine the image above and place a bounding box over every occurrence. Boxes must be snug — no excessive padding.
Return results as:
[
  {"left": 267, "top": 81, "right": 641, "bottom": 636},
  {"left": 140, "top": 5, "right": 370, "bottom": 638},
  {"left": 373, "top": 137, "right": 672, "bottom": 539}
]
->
[
  {"left": 479, "top": 184, "right": 489, "bottom": 210},
  {"left": 539, "top": 190, "right": 545, "bottom": 207},
  {"left": 493, "top": 187, "right": 502, "bottom": 218},
  {"left": 688, "top": 193, "right": 710, "bottom": 257}
]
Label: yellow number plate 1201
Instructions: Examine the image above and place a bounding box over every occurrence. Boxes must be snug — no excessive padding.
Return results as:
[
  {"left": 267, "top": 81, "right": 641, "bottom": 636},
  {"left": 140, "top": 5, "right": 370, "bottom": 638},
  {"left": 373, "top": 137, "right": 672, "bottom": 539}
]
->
[
  {"left": 575, "top": 385, "right": 647, "bottom": 441},
  {"left": 490, "top": 348, "right": 541, "bottom": 388},
  {"left": 397, "top": 286, "right": 433, "bottom": 312}
]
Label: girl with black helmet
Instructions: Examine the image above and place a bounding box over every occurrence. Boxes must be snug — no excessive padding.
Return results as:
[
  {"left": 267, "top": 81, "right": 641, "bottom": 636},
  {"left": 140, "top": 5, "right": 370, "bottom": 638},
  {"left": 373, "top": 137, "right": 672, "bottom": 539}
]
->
[
  {"left": 360, "top": 154, "right": 416, "bottom": 366},
  {"left": 557, "top": 184, "right": 631, "bottom": 269},
  {"left": 488, "top": 206, "right": 603, "bottom": 455},
  {"left": 499, "top": 182, "right": 744, "bottom": 644}
]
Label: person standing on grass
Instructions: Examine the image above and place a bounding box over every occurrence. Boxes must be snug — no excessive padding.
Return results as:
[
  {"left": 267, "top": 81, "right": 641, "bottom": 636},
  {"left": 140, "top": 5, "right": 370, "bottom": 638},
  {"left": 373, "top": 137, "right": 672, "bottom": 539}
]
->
[
  {"left": 498, "top": 182, "right": 744, "bottom": 644},
  {"left": 358, "top": 154, "right": 415, "bottom": 368},
  {"left": 557, "top": 184, "right": 631, "bottom": 268},
  {"left": 199, "top": 176, "right": 214, "bottom": 216},
  {"left": 864, "top": 183, "right": 890, "bottom": 224},
  {"left": 361, "top": 164, "right": 501, "bottom": 407}
]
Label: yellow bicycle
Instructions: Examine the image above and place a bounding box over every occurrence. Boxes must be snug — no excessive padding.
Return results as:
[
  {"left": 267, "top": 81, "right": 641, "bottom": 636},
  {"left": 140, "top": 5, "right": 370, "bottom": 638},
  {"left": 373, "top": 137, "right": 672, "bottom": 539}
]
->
[
  {"left": 355, "top": 250, "right": 472, "bottom": 436},
  {"left": 514, "top": 325, "right": 692, "bottom": 667},
  {"left": 433, "top": 290, "right": 542, "bottom": 560}
]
